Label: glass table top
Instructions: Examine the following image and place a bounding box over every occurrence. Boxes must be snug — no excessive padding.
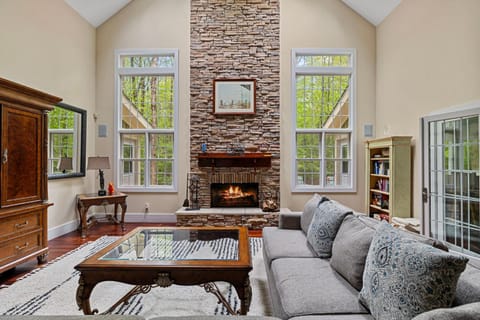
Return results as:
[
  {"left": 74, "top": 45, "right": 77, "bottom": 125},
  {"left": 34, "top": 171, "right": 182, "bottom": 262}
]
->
[{"left": 100, "top": 228, "right": 240, "bottom": 261}]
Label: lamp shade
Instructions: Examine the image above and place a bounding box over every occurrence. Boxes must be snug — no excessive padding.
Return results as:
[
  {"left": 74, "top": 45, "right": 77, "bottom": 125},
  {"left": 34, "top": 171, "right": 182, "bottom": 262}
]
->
[
  {"left": 57, "top": 157, "right": 73, "bottom": 171},
  {"left": 87, "top": 156, "right": 110, "bottom": 170}
]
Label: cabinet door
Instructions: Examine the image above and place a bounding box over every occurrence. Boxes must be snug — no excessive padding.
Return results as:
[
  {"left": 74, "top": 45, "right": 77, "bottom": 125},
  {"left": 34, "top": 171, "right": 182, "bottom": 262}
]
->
[{"left": 1, "top": 105, "right": 43, "bottom": 207}]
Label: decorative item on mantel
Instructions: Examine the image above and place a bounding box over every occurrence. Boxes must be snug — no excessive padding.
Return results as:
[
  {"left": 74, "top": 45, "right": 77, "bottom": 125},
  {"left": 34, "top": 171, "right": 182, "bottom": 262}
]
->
[
  {"left": 245, "top": 144, "right": 258, "bottom": 153},
  {"left": 227, "top": 139, "right": 245, "bottom": 155}
]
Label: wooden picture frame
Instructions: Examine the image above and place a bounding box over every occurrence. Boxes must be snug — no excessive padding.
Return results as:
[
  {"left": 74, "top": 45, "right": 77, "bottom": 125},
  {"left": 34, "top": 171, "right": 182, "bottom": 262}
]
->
[{"left": 213, "top": 79, "right": 256, "bottom": 115}]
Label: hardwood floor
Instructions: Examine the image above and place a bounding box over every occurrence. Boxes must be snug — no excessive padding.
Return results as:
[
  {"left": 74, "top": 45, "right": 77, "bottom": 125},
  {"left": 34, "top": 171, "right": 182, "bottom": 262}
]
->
[{"left": 0, "top": 222, "right": 262, "bottom": 286}]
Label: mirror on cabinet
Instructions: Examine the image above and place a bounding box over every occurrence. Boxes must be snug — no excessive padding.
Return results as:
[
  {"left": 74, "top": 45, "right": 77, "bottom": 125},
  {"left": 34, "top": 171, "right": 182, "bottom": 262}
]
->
[{"left": 47, "top": 102, "right": 86, "bottom": 179}]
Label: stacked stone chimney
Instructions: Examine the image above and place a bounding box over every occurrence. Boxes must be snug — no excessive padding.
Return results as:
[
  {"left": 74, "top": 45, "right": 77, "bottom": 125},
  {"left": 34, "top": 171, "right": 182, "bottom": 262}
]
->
[{"left": 190, "top": 0, "right": 280, "bottom": 208}]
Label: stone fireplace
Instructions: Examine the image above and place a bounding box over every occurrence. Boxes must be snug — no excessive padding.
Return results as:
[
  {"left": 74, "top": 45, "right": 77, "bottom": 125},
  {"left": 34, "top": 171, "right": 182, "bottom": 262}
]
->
[{"left": 181, "top": 0, "right": 280, "bottom": 228}]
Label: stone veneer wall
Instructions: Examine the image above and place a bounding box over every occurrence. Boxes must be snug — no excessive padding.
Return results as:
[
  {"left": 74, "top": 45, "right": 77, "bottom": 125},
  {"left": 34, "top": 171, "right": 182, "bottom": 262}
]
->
[{"left": 190, "top": 0, "right": 280, "bottom": 209}]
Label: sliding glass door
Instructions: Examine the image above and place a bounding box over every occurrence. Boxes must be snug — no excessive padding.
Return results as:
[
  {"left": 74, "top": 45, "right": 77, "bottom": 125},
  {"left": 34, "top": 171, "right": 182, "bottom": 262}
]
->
[{"left": 422, "top": 106, "right": 480, "bottom": 257}]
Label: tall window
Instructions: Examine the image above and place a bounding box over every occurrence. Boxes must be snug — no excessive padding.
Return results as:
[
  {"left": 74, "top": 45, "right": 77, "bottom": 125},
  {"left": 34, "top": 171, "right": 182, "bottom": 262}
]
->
[
  {"left": 423, "top": 105, "right": 480, "bottom": 257},
  {"left": 115, "top": 49, "right": 178, "bottom": 191},
  {"left": 292, "top": 49, "right": 355, "bottom": 192}
]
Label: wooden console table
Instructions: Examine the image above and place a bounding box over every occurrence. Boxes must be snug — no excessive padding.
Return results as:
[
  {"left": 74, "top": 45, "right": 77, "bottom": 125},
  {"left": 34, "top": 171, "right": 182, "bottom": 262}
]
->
[{"left": 76, "top": 192, "right": 127, "bottom": 238}]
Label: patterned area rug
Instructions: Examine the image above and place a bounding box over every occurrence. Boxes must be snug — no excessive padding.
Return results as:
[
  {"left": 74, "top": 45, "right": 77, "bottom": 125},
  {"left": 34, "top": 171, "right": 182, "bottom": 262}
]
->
[{"left": 0, "top": 236, "right": 271, "bottom": 318}]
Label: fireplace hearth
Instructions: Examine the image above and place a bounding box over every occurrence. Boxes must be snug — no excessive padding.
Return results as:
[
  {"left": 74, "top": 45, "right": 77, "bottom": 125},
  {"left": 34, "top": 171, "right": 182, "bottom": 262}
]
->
[{"left": 211, "top": 183, "right": 259, "bottom": 208}]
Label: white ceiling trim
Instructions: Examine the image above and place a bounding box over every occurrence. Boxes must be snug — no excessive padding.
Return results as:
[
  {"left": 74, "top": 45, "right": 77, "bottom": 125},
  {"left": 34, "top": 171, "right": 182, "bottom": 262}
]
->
[
  {"left": 342, "top": 0, "right": 402, "bottom": 26},
  {"left": 64, "top": 0, "right": 131, "bottom": 28}
]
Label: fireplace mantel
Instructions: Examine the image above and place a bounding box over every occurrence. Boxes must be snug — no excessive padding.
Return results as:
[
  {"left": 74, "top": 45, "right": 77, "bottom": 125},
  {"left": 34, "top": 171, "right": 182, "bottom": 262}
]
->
[{"left": 197, "top": 152, "right": 271, "bottom": 168}]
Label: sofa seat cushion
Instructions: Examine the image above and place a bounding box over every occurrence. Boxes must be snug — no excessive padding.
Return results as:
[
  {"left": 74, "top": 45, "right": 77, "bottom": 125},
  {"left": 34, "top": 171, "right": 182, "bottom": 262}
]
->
[
  {"left": 454, "top": 259, "right": 480, "bottom": 305},
  {"left": 411, "top": 302, "right": 480, "bottom": 320},
  {"left": 290, "top": 315, "right": 374, "bottom": 320},
  {"left": 263, "top": 227, "right": 316, "bottom": 266},
  {"left": 359, "top": 222, "right": 469, "bottom": 320},
  {"left": 271, "top": 258, "right": 369, "bottom": 318}
]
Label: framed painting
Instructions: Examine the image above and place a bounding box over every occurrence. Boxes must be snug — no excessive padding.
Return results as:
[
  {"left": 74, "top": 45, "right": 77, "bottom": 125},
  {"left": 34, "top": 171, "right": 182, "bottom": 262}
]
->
[{"left": 213, "top": 79, "right": 256, "bottom": 115}]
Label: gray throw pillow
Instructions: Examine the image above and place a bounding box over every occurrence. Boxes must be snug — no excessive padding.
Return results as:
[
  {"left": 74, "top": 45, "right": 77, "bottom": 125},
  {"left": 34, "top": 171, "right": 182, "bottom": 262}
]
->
[
  {"left": 300, "top": 193, "right": 328, "bottom": 234},
  {"left": 359, "top": 222, "right": 469, "bottom": 320},
  {"left": 331, "top": 215, "right": 375, "bottom": 290},
  {"left": 306, "top": 200, "right": 352, "bottom": 258},
  {"left": 412, "top": 302, "right": 480, "bottom": 320}
]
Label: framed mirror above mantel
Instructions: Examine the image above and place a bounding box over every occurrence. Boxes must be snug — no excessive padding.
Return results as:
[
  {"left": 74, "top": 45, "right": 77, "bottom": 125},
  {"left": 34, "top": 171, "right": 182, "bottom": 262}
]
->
[{"left": 47, "top": 102, "right": 87, "bottom": 180}]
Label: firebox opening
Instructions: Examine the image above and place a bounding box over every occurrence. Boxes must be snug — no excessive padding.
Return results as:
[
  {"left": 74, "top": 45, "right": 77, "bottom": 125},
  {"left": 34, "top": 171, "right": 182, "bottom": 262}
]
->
[{"left": 211, "top": 183, "right": 259, "bottom": 208}]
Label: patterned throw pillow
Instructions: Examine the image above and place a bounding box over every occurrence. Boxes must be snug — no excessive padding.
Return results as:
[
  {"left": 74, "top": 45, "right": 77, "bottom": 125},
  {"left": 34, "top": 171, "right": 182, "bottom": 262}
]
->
[
  {"left": 359, "top": 222, "right": 469, "bottom": 320},
  {"left": 306, "top": 200, "right": 352, "bottom": 258},
  {"left": 300, "top": 193, "right": 329, "bottom": 234}
]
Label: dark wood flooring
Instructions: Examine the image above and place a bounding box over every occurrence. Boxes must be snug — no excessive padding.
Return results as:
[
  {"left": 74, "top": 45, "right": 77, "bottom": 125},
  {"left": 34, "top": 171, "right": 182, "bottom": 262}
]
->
[{"left": 0, "top": 222, "right": 262, "bottom": 286}]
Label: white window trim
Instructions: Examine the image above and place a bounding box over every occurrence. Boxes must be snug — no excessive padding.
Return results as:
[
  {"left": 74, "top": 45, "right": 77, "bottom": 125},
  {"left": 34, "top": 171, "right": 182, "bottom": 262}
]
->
[
  {"left": 114, "top": 48, "right": 179, "bottom": 192},
  {"left": 291, "top": 48, "right": 356, "bottom": 193}
]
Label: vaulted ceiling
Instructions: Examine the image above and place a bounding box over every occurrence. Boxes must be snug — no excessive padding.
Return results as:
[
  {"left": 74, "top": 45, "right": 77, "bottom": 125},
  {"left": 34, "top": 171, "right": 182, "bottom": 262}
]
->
[{"left": 64, "top": 0, "right": 401, "bottom": 28}]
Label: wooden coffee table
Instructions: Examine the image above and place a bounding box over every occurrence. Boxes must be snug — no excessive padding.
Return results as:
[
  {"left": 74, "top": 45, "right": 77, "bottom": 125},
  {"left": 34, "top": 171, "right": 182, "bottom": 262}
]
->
[{"left": 74, "top": 226, "right": 252, "bottom": 315}]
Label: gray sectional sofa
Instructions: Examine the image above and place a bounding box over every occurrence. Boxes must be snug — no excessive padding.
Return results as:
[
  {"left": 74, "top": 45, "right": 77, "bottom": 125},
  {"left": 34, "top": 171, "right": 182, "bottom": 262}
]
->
[{"left": 262, "top": 195, "right": 480, "bottom": 320}]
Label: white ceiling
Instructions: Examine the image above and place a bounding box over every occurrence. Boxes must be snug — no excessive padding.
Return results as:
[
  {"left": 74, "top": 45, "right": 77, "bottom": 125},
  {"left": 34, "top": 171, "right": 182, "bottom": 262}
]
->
[
  {"left": 64, "top": 0, "right": 401, "bottom": 28},
  {"left": 342, "top": 0, "right": 402, "bottom": 26},
  {"left": 64, "top": 0, "right": 131, "bottom": 28}
]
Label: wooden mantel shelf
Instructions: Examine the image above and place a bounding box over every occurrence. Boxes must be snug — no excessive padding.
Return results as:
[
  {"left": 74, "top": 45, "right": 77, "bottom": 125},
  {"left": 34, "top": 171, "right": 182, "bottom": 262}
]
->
[{"left": 197, "top": 152, "right": 272, "bottom": 168}]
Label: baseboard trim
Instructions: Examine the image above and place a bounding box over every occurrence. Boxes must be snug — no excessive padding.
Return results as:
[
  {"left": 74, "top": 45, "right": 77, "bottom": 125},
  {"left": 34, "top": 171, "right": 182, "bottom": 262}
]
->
[{"left": 48, "top": 213, "right": 177, "bottom": 240}]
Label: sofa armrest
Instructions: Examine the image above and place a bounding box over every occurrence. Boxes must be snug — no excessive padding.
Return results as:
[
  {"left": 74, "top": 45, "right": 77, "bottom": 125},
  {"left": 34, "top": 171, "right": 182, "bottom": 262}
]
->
[{"left": 279, "top": 211, "right": 302, "bottom": 229}]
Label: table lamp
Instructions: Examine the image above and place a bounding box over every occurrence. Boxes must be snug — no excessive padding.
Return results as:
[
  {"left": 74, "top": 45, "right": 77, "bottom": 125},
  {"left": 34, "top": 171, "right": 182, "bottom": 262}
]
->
[
  {"left": 87, "top": 156, "right": 110, "bottom": 196},
  {"left": 57, "top": 156, "right": 73, "bottom": 174}
]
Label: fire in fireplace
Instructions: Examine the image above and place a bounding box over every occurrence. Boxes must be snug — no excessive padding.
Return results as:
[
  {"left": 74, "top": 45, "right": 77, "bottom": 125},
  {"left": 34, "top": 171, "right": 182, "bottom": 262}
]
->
[{"left": 211, "top": 183, "right": 259, "bottom": 208}]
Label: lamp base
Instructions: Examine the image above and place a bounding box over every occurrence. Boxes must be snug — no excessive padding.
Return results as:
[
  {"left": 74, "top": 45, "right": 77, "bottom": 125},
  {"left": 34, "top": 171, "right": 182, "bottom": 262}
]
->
[{"left": 98, "top": 189, "right": 107, "bottom": 196}]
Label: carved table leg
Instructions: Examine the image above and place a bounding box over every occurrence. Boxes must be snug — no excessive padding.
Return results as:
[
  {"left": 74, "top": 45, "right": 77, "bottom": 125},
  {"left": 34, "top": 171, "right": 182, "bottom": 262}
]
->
[
  {"left": 76, "top": 274, "right": 96, "bottom": 314},
  {"left": 233, "top": 277, "right": 252, "bottom": 315},
  {"left": 120, "top": 201, "right": 127, "bottom": 231}
]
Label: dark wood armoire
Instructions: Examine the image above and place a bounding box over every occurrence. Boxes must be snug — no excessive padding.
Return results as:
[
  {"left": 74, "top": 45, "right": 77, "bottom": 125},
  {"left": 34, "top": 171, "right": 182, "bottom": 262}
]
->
[{"left": 0, "top": 78, "right": 61, "bottom": 273}]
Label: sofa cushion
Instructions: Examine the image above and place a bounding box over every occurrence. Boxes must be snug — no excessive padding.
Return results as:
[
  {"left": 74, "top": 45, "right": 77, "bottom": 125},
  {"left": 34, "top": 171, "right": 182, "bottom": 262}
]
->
[
  {"left": 290, "top": 315, "right": 374, "bottom": 320},
  {"left": 262, "top": 227, "right": 316, "bottom": 266},
  {"left": 454, "top": 258, "right": 480, "bottom": 306},
  {"left": 306, "top": 201, "right": 352, "bottom": 258},
  {"left": 411, "top": 302, "right": 480, "bottom": 320},
  {"left": 300, "top": 194, "right": 328, "bottom": 234},
  {"left": 331, "top": 215, "right": 375, "bottom": 290},
  {"left": 359, "top": 222, "right": 469, "bottom": 320},
  {"left": 271, "top": 258, "right": 369, "bottom": 318}
]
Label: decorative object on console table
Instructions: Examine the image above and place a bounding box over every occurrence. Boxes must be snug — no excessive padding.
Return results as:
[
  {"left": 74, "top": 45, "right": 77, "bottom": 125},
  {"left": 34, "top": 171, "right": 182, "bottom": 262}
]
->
[
  {"left": 213, "top": 79, "right": 256, "bottom": 115},
  {"left": 87, "top": 156, "right": 110, "bottom": 196},
  {"left": 0, "top": 77, "right": 62, "bottom": 273},
  {"left": 365, "top": 136, "right": 412, "bottom": 223}
]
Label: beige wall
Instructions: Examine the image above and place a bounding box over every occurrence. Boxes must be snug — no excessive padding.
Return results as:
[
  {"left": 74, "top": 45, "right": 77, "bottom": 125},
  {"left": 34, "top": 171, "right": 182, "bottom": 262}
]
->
[
  {"left": 376, "top": 0, "right": 480, "bottom": 219},
  {"left": 280, "top": 0, "right": 377, "bottom": 211},
  {"left": 0, "top": 0, "right": 96, "bottom": 235},
  {"left": 96, "top": 0, "right": 190, "bottom": 215}
]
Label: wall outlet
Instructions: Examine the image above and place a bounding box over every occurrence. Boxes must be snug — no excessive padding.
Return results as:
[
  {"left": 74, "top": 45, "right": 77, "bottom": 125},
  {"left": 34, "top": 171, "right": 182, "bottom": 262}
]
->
[{"left": 144, "top": 202, "right": 150, "bottom": 213}]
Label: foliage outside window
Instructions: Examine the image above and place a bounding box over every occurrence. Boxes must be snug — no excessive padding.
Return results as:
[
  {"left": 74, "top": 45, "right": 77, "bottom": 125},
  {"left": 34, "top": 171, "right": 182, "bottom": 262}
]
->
[
  {"left": 115, "top": 49, "right": 178, "bottom": 191},
  {"left": 292, "top": 49, "right": 355, "bottom": 191}
]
